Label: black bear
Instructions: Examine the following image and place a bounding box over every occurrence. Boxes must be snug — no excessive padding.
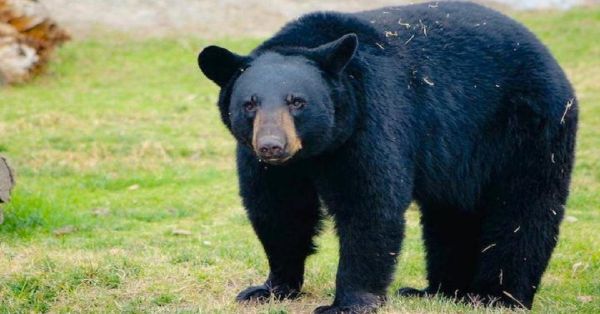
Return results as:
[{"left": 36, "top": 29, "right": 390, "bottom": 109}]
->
[{"left": 197, "top": 1, "right": 577, "bottom": 313}]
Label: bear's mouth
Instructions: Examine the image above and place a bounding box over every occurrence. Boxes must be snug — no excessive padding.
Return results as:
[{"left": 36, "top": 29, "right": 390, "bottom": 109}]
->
[{"left": 259, "top": 153, "right": 294, "bottom": 165}]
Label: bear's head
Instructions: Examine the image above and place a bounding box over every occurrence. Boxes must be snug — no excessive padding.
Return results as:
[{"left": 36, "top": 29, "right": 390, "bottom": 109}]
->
[{"left": 198, "top": 34, "right": 358, "bottom": 165}]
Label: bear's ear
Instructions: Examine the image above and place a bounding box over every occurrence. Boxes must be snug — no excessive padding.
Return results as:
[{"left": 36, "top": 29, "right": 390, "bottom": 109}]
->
[
  {"left": 310, "top": 33, "right": 358, "bottom": 75},
  {"left": 198, "top": 46, "right": 248, "bottom": 87}
]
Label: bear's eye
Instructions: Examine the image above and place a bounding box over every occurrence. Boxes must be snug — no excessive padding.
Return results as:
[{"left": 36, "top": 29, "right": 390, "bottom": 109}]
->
[
  {"left": 288, "top": 97, "right": 306, "bottom": 111},
  {"left": 243, "top": 101, "right": 258, "bottom": 112}
]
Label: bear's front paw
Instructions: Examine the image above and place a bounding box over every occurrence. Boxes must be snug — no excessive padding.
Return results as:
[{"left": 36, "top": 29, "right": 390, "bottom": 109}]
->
[
  {"left": 314, "top": 304, "right": 377, "bottom": 314},
  {"left": 236, "top": 285, "right": 271, "bottom": 302},
  {"left": 314, "top": 292, "right": 382, "bottom": 314},
  {"left": 236, "top": 284, "right": 300, "bottom": 303}
]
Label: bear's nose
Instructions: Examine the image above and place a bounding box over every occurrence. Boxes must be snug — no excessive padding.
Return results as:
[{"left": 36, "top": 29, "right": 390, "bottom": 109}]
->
[{"left": 257, "top": 136, "right": 286, "bottom": 159}]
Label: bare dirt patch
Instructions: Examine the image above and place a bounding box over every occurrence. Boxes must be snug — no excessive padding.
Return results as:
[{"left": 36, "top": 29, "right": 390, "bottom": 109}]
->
[{"left": 40, "top": 0, "right": 597, "bottom": 39}]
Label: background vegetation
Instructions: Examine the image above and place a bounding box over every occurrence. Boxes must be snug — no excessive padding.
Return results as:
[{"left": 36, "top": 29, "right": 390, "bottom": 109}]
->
[{"left": 1, "top": 7, "right": 598, "bottom": 313}]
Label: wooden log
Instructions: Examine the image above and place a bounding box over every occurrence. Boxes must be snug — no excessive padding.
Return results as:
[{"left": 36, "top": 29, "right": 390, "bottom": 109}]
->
[{"left": 0, "top": 0, "right": 69, "bottom": 84}]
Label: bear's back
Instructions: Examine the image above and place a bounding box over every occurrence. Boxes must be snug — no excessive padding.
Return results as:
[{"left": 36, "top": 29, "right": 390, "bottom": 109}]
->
[
  {"left": 257, "top": 1, "right": 570, "bottom": 122},
  {"left": 258, "top": 2, "right": 543, "bottom": 61}
]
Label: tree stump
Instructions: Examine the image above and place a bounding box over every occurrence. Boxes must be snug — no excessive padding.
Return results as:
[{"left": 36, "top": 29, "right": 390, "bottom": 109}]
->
[
  {"left": 0, "top": 156, "right": 15, "bottom": 224},
  {"left": 0, "top": 0, "right": 69, "bottom": 84}
]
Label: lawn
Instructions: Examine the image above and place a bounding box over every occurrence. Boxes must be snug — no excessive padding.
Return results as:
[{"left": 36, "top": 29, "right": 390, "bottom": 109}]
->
[{"left": 1, "top": 7, "right": 599, "bottom": 314}]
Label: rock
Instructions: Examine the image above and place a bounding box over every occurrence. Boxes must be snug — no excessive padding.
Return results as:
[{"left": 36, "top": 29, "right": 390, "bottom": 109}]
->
[
  {"left": 577, "top": 295, "right": 593, "bottom": 303},
  {"left": 171, "top": 229, "right": 192, "bottom": 236},
  {"left": 53, "top": 225, "right": 76, "bottom": 236},
  {"left": 91, "top": 207, "right": 110, "bottom": 216},
  {"left": 0, "top": 155, "right": 15, "bottom": 224},
  {"left": 565, "top": 215, "right": 578, "bottom": 223}
]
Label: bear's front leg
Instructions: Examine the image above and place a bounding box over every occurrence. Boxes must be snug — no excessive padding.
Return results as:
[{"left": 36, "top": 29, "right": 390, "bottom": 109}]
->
[
  {"left": 314, "top": 208, "right": 406, "bottom": 314},
  {"left": 315, "top": 152, "right": 412, "bottom": 314},
  {"left": 236, "top": 148, "right": 322, "bottom": 303}
]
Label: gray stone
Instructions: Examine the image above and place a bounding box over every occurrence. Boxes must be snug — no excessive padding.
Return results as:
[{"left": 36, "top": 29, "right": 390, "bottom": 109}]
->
[{"left": 0, "top": 156, "right": 15, "bottom": 224}]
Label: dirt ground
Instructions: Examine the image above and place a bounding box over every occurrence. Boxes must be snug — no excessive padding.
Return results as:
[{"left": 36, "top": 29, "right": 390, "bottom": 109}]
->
[{"left": 40, "top": 0, "right": 598, "bottom": 39}]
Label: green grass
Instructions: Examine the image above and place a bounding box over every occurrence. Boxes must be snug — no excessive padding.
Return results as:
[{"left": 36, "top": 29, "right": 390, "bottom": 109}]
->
[{"left": 1, "top": 7, "right": 599, "bottom": 313}]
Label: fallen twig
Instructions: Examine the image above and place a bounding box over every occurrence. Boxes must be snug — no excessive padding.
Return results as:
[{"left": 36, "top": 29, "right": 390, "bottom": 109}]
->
[
  {"left": 502, "top": 291, "right": 527, "bottom": 309},
  {"left": 560, "top": 98, "right": 575, "bottom": 124}
]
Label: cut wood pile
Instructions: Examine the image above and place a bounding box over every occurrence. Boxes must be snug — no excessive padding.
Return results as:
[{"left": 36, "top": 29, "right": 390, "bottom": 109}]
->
[
  {"left": 0, "top": 0, "right": 69, "bottom": 85},
  {"left": 0, "top": 156, "right": 15, "bottom": 224}
]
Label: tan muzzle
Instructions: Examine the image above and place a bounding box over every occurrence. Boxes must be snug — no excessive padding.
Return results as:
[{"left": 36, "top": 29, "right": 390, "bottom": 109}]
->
[{"left": 252, "top": 107, "right": 302, "bottom": 163}]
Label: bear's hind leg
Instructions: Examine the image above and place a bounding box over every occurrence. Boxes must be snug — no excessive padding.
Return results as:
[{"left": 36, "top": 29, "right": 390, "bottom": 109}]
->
[
  {"left": 398, "top": 205, "right": 480, "bottom": 300},
  {"left": 468, "top": 190, "right": 564, "bottom": 309}
]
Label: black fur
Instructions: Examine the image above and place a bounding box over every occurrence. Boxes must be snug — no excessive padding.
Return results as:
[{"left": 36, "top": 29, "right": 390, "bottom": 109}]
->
[{"left": 197, "top": 2, "right": 577, "bottom": 312}]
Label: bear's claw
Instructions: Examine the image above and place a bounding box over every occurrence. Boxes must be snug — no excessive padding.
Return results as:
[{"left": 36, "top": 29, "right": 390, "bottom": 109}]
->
[
  {"left": 314, "top": 292, "right": 381, "bottom": 314},
  {"left": 397, "top": 287, "right": 428, "bottom": 298},
  {"left": 236, "top": 284, "right": 301, "bottom": 303}
]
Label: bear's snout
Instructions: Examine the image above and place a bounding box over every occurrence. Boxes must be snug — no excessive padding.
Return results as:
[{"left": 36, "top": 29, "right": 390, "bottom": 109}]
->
[
  {"left": 256, "top": 135, "right": 287, "bottom": 161},
  {"left": 251, "top": 107, "right": 302, "bottom": 164}
]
